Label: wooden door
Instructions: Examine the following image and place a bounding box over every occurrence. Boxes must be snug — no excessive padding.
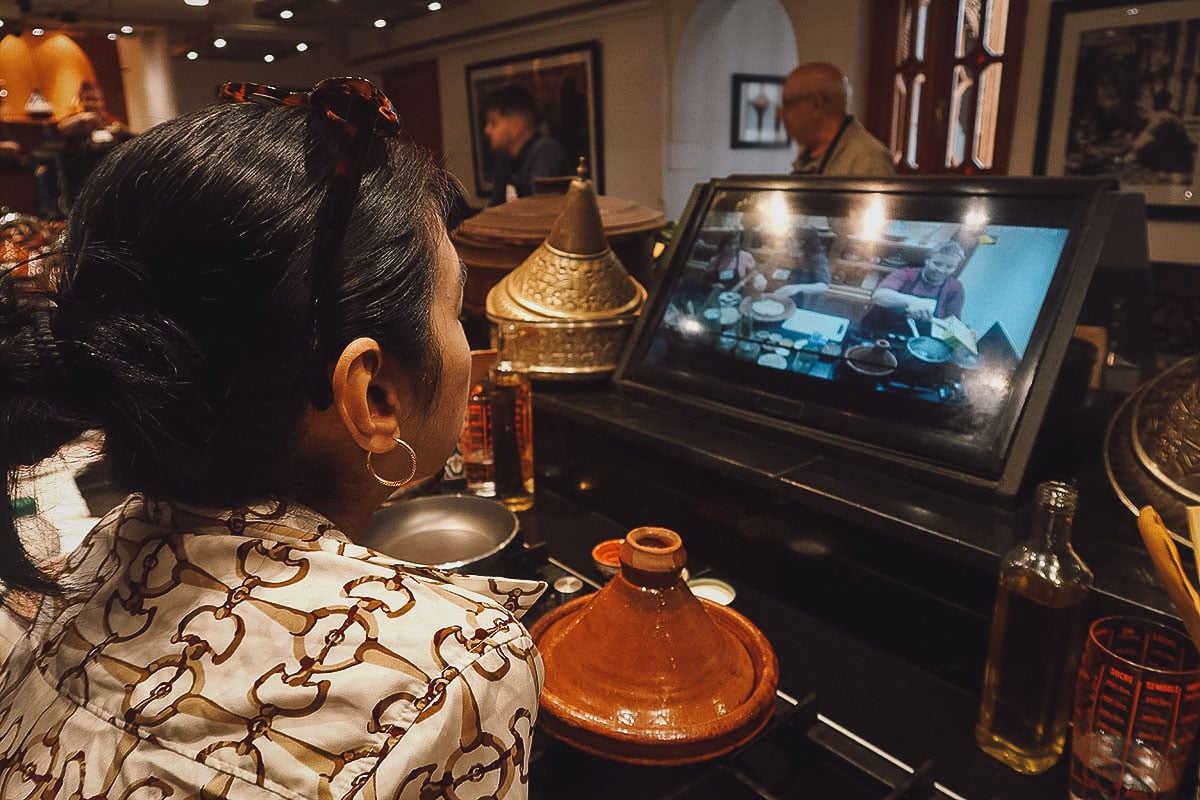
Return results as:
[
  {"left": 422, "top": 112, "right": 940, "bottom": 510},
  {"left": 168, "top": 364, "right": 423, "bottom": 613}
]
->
[
  {"left": 867, "top": 0, "right": 1028, "bottom": 174},
  {"left": 382, "top": 59, "right": 444, "bottom": 159}
]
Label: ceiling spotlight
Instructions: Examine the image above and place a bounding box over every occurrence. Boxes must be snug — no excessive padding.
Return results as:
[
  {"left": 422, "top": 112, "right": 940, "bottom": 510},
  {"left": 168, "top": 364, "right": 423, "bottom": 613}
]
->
[
  {"left": 107, "top": 32, "right": 118, "bottom": 40},
  {"left": 31, "top": 27, "right": 44, "bottom": 36},
  {"left": 0, "top": 20, "right": 6, "bottom": 28},
  {"left": 295, "top": 41, "right": 307, "bottom": 52},
  {"left": 184, "top": 0, "right": 209, "bottom": 6},
  {"left": 186, "top": 50, "right": 199, "bottom": 59},
  {"left": 213, "top": 37, "right": 226, "bottom": 48},
  {"left": 279, "top": 9, "right": 293, "bottom": 19},
  {"left": 427, "top": 1, "right": 441, "bottom": 9},
  {"left": 264, "top": 54, "right": 275, "bottom": 62},
  {"left": 120, "top": 25, "right": 134, "bottom": 34},
  {"left": 373, "top": 18, "right": 386, "bottom": 28}
]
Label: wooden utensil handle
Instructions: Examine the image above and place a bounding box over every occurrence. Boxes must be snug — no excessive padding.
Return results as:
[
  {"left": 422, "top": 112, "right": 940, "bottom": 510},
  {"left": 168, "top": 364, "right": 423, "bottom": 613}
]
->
[{"left": 1138, "top": 506, "right": 1200, "bottom": 652}]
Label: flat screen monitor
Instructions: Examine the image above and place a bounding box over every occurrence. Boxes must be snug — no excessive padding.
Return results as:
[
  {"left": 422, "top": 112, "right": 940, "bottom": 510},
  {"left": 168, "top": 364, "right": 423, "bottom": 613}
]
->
[{"left": 614, "top": 176, "right": 1120, "bottom": 497}]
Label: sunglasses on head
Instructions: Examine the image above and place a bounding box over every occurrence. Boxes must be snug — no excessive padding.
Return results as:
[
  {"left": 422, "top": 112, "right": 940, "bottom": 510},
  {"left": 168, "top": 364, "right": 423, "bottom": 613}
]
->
[{"left": 217, "top": 76, "right": 404, "bottom": 408}]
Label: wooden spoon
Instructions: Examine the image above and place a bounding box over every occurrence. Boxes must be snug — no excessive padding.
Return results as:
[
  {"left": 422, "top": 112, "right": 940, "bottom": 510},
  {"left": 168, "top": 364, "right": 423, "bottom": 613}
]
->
[
  {"left": 1186, "top": 507, "right": 1200, "bottom": 589},
  {"left": 1137, "top": 506, "right": 1200, "bottom": 652}
]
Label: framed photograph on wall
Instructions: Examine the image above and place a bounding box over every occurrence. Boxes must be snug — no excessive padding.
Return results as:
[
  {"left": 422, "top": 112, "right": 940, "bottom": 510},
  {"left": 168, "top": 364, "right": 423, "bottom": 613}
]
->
[
  {"left": 1034, "top": 0, "right": 1200, "bottom": 220},
  {"left": 730, "top": 74, "right": 789, "bottom": 149},
  {"left": 465, "top": 41, "right": 602, "bottom": 200}
]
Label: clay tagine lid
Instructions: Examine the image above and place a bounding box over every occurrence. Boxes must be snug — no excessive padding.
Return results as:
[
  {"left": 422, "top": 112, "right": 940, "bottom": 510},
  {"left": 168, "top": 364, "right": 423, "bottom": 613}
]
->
[
  {"left": 527, "top": 527, "right": 779, "bottom": 765},
  {"left": 486, "top": 162, "right": 645, "bottom": 321}
]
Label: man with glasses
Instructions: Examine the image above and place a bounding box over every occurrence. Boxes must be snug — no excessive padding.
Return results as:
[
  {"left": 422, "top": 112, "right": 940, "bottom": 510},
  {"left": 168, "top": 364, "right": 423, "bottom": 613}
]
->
[{"left": 781, "top": 62, "right": 895, "bottom": 176}]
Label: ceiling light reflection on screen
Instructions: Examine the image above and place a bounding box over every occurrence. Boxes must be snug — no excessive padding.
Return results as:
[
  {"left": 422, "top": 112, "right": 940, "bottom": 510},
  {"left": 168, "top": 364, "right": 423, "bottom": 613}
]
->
[
  {"left": 964, "top": 208, "right": 988, "bottom": 230},
  {"left": 859, "top": 196, "right": 887, "bottom": 240},
  {"left": 760, "top": 192, "right": 790, "bottom": 238}
]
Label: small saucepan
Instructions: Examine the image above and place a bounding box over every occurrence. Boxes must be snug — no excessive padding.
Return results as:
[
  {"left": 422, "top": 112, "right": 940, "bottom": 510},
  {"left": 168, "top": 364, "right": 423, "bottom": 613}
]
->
[
  {"left": 844, "top": 339, "right": 898, "bottom": 377},
  {"left": 906, "top": 318, "right": 952, "bottom": 364},
  {"left": 360, "top": 494, "right": 519, "bottom": 572}
]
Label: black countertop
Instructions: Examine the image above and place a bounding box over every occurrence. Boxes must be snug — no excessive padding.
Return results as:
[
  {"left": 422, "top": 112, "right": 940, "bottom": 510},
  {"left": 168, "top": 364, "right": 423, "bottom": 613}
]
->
[
  {"left": 521, "top": 490, "right": 1076, "bottom": 799},
  {"left": 531, "top": 383, "right": 1175, "bottom": 619},
  {"left": 520, "top": 381, "right": 1195, "bottom": 799}
]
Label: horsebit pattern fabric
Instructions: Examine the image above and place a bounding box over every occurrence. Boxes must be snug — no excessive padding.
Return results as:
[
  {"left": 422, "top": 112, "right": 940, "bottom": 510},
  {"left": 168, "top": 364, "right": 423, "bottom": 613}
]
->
[{"left": 0, "top": 495, "right": 546, "bottom": 799}]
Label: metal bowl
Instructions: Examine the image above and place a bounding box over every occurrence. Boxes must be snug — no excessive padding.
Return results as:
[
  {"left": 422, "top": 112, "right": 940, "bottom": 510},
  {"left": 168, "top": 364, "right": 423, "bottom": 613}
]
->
[
  {"left": 359, "top": 494, "right": 519, "bottom": 571},
  {"left": 1104, "top": 355, "right": 1200, "bottom": 546}
]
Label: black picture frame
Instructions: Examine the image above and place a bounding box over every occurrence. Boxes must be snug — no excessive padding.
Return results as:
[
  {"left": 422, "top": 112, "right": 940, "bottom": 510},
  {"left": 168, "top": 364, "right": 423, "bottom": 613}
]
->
[
  {"left": 730, "top": 73, "right": 789, "bottom": 149},
  {"left": 465, "top": 41, "right": 603, "bottom": 200},
  {"left": 1034, "top": 0, "right": 1200, "bottom": 220}
]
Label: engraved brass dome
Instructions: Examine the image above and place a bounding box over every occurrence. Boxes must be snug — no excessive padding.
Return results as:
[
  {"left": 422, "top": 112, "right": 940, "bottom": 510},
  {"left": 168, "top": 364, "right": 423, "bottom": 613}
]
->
[{"left": 485, "top": 163, "right": 647, "bottom": 380}]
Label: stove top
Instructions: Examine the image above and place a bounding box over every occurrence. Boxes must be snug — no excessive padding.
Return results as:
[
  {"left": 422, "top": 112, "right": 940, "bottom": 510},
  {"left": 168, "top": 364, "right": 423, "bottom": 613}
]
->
[{"left": 529, "top": 692, "right": 964, "bottom": 800}]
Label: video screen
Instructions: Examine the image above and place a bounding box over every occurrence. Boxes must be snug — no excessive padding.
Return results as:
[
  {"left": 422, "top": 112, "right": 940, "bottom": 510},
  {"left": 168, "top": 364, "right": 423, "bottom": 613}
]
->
[{"left": 627, "top": 184, "right": 1085, "bottom": 477}]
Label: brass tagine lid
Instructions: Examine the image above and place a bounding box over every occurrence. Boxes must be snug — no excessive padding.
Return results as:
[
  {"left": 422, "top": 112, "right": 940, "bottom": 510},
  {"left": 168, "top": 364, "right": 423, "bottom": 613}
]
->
[{"left": 486, "top": 161, "right": 646, "bottom": 323}]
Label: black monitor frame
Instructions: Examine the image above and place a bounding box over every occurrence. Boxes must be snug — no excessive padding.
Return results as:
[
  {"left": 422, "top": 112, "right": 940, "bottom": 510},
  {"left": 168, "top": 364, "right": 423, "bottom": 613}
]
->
[{"left": 614, "top": 175, "right": 1120, "bottom": 498}]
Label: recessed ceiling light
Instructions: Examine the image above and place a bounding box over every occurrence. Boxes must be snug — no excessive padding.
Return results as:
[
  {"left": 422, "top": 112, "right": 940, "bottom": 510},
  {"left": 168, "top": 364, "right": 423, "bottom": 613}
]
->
[
  {"left": 373, "top": 18, "right": 386, "bottom": 28},
  {"left": 186, "top": 50, "right": 199, "bottom": 59},
  {"left": 120, "top": 25, "right": 134, "bottom": 34},
  {"left": 213, "top": 37, "right": 227, "bottom": 48},
  {"left": 279, "top": 9, "right": 293, "bottom": 19},
  {"left": 31, "top": 27, "right": 44, "bottom": 36},
  {"left": 427, "top": 1, "right": 442, "bottom": 10},
  {"left": 184, "top": 0, "right": 209, "bottom": 6},
  {"left": 295, "top": 42, "right": 308, "bottom": 52},
  {"left": 107, "top": 32, "right": 118, "bottom": 40},
  {"left": 0, "top": 20, "right": 6, "bottom": 28},
  {"left": 264, "top": 54, "right": 275, "bottom": 63}
]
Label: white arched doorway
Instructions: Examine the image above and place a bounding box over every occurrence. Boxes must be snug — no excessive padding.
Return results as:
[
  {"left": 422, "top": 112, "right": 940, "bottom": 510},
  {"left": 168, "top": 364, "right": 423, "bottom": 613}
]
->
[{"left": 663, "top": 0, "right": 799, "bottom": 218}]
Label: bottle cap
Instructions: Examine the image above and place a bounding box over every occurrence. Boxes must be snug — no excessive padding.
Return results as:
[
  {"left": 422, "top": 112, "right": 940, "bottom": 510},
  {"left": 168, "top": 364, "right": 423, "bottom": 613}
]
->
[{"left": 1035, "top": 480, "right": 1078, "bottom": 514}]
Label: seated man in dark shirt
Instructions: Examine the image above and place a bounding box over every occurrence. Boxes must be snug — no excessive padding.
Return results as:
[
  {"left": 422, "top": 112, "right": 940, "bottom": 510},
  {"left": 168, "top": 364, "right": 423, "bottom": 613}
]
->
[
  {"left": 483, "top": 84, "right": 571, "bottom": 206},
  {"left": 863, "top": 240, "right": 966, "bottom": 335}
]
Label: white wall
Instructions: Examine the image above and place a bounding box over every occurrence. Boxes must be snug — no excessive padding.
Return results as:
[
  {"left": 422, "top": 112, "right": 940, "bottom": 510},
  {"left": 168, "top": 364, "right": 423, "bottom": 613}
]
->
[
  {"left": 780, "top": 0, "right": 873, "bottom": 117},
  {"left": 123, "top": 1, "right": 1193, "bottom": 272},
  {"left": 345, "top": 0, "right": 868, "bottom": 217},
  {"left": 664, "top": 0, "right": 800, "bottom": 218},
  {"left": 350, "top": 0, "right": 667, "bottom": 212},
  {"left": 1010, "top": 0, "right": 1199, "bottom": 266}
]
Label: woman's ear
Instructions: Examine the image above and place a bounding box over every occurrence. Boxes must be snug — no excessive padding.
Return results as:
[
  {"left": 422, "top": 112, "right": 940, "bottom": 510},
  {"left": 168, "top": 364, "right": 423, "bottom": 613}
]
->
[{"left": 329, "top": 337, "right": 405, "bottom": 453}]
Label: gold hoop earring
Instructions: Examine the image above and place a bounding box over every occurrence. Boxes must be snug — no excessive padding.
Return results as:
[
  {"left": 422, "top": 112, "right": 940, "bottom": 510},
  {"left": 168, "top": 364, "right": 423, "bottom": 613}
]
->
[{"left": 366, "top": 437, "right": 418, "bottom": 487}]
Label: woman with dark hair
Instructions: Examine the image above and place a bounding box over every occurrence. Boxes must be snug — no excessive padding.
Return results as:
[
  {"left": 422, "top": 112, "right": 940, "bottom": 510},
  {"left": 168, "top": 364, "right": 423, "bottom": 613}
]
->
[
  {"left": 746, "top": 225, "right": 830, "bottom": 307},
  {"left": 703, "top": 230, "right": 756, "bottom": 284},
  {"left": 0, "top": 78, "right": 545, "bottom": 799}
]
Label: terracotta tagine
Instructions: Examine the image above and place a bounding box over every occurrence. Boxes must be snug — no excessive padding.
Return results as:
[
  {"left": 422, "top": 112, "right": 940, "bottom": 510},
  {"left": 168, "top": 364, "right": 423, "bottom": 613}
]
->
[{"left": 527, "top": 527, "right": 779, "bottom": 765}]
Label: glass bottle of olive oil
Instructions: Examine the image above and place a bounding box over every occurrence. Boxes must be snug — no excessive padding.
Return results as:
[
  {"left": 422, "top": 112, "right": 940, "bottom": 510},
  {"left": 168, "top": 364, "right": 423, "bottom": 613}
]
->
[{"left": 975, "top": 481, "right": 1093, "bottom": 774}]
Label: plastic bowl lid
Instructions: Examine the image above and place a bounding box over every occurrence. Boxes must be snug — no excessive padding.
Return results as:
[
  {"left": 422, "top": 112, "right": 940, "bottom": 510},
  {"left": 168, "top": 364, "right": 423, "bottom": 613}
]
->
[{"left": 687, "top": 577, "right": 736, "bottom": 606}]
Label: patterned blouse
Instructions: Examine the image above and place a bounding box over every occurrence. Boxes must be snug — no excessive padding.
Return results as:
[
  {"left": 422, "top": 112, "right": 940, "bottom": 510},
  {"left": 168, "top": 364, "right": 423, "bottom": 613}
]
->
[{"left": 0, "top": 494, "right": 546, "bottom": 799}]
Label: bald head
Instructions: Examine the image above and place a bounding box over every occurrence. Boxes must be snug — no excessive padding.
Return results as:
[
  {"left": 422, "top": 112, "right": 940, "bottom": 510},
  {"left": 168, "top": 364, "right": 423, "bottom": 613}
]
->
[
  {"left": 781, "top": 62, "right": 853, "bottom": 153},
  {"left": 785, "top": 62, "right": 851, "bottom": 112}
]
